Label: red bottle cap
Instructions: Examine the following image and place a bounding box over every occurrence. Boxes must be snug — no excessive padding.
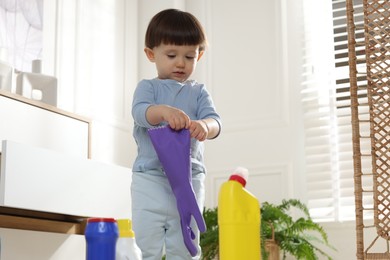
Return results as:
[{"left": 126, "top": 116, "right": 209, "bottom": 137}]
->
[
  {"left": 229, "top": 167, "right": 249, "bottom": 187},
  {"left": 87, "top": 218, "right": 116, "bottom": 223},
  {"left": 229, "top": 174, "right": 246, "bottom": 186}
]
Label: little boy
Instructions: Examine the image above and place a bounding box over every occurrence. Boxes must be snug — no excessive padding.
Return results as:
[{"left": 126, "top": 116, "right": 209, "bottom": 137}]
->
[{"left": 131, "top": 9, "right": 221, "bottom": 260}]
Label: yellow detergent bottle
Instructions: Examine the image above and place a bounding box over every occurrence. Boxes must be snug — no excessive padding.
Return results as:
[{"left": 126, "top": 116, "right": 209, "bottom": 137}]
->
[{"left": 218, "top": 167, "right": 261, "bottom": 260}]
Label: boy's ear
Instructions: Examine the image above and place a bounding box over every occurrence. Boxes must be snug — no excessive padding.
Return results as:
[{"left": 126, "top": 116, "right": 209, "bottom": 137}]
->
[
  {"left": 144, "top": 47, "right": 155, "bottom": 62},
  {"left": 197, "top": 51, "right": 204, "bottom": 61}
]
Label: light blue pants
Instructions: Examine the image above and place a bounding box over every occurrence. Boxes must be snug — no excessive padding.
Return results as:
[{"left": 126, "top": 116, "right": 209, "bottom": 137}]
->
[{"left": 131, "top": 170, "right": 205, "bottom": 260}]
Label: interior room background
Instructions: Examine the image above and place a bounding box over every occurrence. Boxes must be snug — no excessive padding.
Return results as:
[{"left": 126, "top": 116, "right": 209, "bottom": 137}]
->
[{"left": 0, "top": 0, "right": 368, "bottom": 259}]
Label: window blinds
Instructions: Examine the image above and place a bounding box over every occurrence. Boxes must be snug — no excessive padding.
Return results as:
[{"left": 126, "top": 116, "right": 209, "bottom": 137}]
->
[{"left": 302, "top": 0, "right": 370, "bottom": 222}]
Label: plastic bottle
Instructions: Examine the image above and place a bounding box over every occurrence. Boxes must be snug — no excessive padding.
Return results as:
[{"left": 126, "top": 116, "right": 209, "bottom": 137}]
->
[
  {"left": 218, "top": 167, "right": 261, "bottom": 260},
  {"left": 116, "top": 219, "right": 142, "bottom": 260},
  {"left": 85, "top": 218, "right": 119, "bottom": 260}
]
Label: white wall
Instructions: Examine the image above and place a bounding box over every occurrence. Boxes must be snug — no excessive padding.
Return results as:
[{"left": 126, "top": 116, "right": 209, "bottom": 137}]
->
[{"left": 0, "top": 0, "right": 360, "bottom": 259}]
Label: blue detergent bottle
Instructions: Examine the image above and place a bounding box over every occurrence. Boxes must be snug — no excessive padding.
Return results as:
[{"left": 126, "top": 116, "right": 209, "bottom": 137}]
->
[{"left": 85, "top": 218, "right": 119, "bottom": 260}]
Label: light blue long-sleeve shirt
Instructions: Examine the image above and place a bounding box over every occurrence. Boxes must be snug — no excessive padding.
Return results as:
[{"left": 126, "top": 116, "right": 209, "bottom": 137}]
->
[{"left": 131, "top": 78, "right": 221, "bottom": 174}]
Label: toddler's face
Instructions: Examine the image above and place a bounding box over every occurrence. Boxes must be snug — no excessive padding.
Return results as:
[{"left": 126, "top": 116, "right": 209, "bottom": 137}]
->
[{"left": 145, "top": 44, "right": 202, "bottom": 82}]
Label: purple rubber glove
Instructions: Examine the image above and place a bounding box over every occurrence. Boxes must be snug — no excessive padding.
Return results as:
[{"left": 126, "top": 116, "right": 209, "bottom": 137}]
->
[{"left": 148, "top": 126, "right": 206, "bottom": 257}]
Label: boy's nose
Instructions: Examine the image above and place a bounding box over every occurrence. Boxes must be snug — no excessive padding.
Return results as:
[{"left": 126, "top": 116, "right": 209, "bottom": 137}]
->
[{"left": 176, "top": 58, "right": 185, "bottom": 68}]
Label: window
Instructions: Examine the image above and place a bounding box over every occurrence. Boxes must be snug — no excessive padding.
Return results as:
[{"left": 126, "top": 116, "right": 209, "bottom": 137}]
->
[{"left": 302, "top": 0, "right": 370, "bottom": 222}]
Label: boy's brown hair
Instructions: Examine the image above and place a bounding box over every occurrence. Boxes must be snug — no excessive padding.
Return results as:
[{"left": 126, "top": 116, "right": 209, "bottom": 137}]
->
[{"left": 145, "top": 9, "right": 207, "bottom": 51}]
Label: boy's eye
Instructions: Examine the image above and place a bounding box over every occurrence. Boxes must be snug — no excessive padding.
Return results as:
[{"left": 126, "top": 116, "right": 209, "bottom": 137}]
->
[
  {"left": 167, "top": 54, "right": 176, "bottom": 58},
  {"left": 186, "top": 56, "right": 195, "bottom": 60}
]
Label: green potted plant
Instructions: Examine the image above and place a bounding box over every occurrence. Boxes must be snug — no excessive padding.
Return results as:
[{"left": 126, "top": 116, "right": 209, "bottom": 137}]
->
[
  {"left": 261, "top": 199, "right": 335, "bottom": 260},
  {"left": 200, "top": 207, "right": 219, "bottom": 260},
  {"left": 200, "top": 199, "right": 335, "bottom": 260}
]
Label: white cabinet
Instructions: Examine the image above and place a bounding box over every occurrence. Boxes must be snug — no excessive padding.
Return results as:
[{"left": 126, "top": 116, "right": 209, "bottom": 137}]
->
[{"left": 0, "top": 90, "right": 131, "bottom": 234}]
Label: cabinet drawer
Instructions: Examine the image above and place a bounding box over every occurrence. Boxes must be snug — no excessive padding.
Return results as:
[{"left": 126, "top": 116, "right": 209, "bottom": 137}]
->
[
  {"left": 0, "top": 91, "right": 90, "bottom": 158},
  {"left": 0, "top": 140, "right": 131, "bottom": 218}
]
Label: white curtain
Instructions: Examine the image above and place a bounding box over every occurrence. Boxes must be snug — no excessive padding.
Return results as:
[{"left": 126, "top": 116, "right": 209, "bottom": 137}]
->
[{"left": 0, "top": 0, "right": 43, "bottom": 72}]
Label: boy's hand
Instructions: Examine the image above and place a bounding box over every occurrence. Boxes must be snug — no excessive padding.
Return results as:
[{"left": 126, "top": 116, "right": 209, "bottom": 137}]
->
[
  {"left": 189, "top": 120, "right": 208, "bottom": 141},
  {"left": 146, "top": 105, "right": 190, "bottom": 129},
  {"left": 162, "top": 106, "right": 191, "bottom": 130}
]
